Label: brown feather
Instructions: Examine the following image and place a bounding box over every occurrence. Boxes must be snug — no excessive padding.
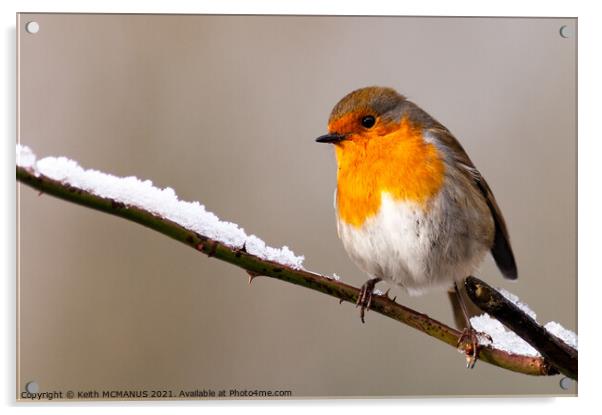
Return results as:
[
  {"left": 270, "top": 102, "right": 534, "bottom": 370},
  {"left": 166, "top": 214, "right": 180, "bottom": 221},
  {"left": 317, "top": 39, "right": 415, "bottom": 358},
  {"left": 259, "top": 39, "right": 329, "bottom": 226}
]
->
[{"left": 425, "top": 124, "right": 518, "bottom": 280}]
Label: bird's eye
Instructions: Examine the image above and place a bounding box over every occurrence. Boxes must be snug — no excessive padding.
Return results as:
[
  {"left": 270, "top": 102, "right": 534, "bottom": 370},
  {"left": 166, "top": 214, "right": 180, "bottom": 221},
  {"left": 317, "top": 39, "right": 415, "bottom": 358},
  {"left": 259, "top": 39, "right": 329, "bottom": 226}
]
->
[{"left": 361, "top": 115, "right": 376, "bottom": 129}]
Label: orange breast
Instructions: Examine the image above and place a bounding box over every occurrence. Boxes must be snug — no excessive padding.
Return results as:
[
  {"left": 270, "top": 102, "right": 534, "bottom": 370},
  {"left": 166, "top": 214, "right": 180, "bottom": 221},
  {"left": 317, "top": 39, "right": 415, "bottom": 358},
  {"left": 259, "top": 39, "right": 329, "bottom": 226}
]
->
[{"left": 335, "top": 117, "right": 445, "bottom": 227}]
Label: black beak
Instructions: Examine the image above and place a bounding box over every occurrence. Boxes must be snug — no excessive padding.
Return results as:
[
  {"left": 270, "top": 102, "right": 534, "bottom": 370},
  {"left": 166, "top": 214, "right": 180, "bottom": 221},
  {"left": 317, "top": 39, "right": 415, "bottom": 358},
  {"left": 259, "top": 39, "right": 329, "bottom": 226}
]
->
[{"left": 315, "top": 133, "right": 346, "bottom": 144}]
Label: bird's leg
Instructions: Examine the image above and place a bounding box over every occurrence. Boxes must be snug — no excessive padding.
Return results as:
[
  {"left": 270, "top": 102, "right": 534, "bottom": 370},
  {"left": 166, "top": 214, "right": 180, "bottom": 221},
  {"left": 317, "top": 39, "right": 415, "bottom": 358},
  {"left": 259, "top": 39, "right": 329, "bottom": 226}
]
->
[
  {"left": 454, "top": 280, "right": 492, "bottom": 369},
  {"left": 356, "top": 277, "right": 382, "bottom": 323}
]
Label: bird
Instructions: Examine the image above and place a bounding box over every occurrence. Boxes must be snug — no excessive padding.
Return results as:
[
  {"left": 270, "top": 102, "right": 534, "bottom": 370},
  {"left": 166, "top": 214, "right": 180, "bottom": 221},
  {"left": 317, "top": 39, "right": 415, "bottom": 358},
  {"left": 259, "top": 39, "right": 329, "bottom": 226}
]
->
[{"left": 315, "top": 86, "right": 517, "bottom": 367}]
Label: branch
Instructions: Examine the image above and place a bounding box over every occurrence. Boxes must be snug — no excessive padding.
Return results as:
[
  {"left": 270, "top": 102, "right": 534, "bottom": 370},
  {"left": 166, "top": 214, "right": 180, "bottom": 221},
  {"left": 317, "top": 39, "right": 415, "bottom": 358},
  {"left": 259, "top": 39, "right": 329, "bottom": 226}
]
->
[
  {"left": 465, "top": 277, "right": 577, "bottom": 380},
  {"left": 17, "top": 163, "right": 560, "bottom": 378}
]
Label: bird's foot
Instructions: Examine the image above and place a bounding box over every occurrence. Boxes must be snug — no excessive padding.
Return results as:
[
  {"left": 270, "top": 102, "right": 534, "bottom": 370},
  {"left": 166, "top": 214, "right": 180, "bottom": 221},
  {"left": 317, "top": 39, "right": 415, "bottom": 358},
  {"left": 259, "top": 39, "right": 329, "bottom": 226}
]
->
[
  {"left": 356, "top": 277, "right": 382, "bottom": 323},
  {"left": 456, "top": 327, "right": 492, "bottom": 369}
]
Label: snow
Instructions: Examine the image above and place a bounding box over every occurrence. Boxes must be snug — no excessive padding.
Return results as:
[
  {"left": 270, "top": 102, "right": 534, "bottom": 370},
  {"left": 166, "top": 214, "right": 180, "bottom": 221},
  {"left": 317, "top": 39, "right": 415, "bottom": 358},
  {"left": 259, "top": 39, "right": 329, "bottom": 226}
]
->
[
  {"left": 498, "top": 288, "right": 537, "bottom": 320},
  {"left": 328, "top": 273, "right": 341, "bottom": 281},
  {"left": 16, "top": 144, "right": 305, "bottom": 269},
  {"left": 470, "top": 286, "right": 577, "bottom": 356},
  {"left": 16, "top": 144, "right": 37, "bottom": 170},
  {"left": 545, "top": 321, "right": 578, "bottom": 349},
  {"left": 471, "top": 314, "right": 540, "bottom": 357}
]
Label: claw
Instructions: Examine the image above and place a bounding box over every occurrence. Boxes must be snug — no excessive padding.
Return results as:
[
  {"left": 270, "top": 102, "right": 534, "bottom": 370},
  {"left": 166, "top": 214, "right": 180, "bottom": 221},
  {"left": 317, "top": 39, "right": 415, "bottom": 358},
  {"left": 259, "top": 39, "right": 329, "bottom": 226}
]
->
[
  {"left": 456, "top": 327, "right": 490, "bottom": 369},
  {"left": 453, "top": 280, "right": 490, "bottom": 369},
  {"left": 356, "top": 278, "right": 382, "bottom": 323}
]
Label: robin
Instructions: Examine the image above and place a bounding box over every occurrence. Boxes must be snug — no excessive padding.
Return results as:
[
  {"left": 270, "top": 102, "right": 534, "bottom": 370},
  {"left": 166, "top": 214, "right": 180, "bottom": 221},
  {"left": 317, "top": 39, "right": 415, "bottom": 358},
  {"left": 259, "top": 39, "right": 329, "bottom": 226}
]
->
[{"left": 316, "top": 86, "right": 517, "bottom": 367}]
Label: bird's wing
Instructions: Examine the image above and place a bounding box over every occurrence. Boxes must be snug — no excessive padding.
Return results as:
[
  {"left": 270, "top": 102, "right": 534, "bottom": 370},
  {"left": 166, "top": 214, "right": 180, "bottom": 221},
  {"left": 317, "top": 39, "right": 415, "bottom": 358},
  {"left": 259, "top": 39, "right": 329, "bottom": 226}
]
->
[{"left": 428, "top": 126, "right": 518, "bottom": 280}]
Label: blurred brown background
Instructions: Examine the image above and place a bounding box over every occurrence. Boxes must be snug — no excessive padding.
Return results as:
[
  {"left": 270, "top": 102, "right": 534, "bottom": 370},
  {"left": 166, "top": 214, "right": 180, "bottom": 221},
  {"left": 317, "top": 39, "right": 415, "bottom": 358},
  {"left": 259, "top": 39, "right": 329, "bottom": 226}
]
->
[{"left": 17, "top": 14, "right": 576, "bottom": 398}]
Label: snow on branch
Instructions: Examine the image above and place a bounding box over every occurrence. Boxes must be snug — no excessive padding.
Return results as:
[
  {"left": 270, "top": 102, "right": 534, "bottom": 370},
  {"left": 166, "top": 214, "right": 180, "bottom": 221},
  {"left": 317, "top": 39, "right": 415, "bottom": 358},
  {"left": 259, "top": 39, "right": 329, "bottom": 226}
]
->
[
  {"left": 470, "top": 289, "right": 577, "bottom": 357},
  {"left": 16, "top": 144, "right": 304, "bottom": 269},
  {"left": 16, "top": 144, "right": 574, "bottom": 379},
  {"left": 465, "top": 277, "right": 577, "bottom": 380}
]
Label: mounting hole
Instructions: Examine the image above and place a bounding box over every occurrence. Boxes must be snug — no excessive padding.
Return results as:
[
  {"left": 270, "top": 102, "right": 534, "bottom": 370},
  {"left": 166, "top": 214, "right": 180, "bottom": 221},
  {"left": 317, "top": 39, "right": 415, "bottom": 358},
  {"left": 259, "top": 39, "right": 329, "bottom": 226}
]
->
[
  {"left": 25, "top": 21, "right": 40, "bottom": 34},
  {"left": 559, "top": 377, "right": 573, "bottom": 390},
  {"left": 25, "top": 381, "right": 39, "bottom": 394},
  {"left": 559, "top": 25, "right": 571, "bottom": 38}
]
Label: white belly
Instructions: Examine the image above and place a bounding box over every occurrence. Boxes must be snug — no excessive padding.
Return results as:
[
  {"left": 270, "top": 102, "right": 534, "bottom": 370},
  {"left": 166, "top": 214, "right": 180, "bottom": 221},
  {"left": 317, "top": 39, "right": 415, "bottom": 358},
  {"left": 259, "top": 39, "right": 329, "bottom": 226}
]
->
[{"left": 336, "top": 192, "right": 490, "bottom": 295}]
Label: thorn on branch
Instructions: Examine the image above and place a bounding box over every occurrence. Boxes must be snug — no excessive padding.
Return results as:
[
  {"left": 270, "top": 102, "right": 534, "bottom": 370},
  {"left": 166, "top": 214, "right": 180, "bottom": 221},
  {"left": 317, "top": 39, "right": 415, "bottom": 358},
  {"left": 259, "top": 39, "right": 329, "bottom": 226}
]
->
[
  {"left": 234, "top": 242, "right": 247, "bottom": 258},
  {"left": 247, "top": 270, "right": 261, "bottom": 285}
]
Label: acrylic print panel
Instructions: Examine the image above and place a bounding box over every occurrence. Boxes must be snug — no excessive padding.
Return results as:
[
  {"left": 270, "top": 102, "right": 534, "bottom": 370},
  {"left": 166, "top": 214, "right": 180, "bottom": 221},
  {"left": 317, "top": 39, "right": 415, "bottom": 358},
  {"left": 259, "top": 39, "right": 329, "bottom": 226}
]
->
[{"left": 17, "top": 14, "right": 577, "bottom": 400}]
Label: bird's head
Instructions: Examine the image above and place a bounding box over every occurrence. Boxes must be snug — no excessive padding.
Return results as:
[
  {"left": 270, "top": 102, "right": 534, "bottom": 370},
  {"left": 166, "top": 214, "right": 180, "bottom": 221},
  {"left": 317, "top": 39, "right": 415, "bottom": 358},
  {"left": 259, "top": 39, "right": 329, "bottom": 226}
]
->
[{"left": 315, "top": 86, "right": 407, "bottom": 147}]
